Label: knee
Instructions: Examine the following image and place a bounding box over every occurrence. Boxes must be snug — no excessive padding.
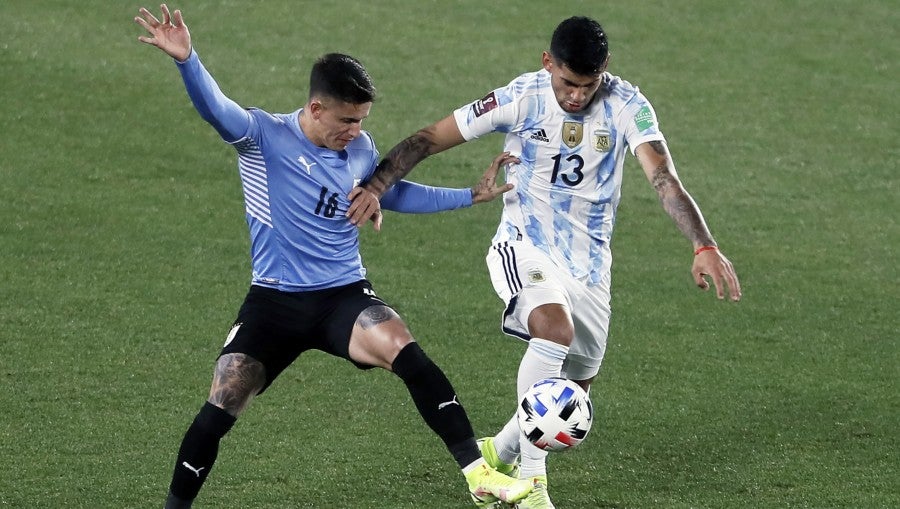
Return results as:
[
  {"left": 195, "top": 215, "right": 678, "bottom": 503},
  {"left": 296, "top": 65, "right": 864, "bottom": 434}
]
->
[
  {"left": 540, "top": 324, "right": 575, "bottom": 346},
  {"left": 208, "top": 353, "right": 266, "bottom": 416},
  {"left": 350, "top": 306, "right": 415, "bottom": 369},
  {"left": 390, "top": 342, "right": 431, "bottom": 381},
  {"left": 528, "top": 304, "right": 575, "bottom": 346},
  {"left": 379, "top": 336, "right": 415, "bottom": 370}
]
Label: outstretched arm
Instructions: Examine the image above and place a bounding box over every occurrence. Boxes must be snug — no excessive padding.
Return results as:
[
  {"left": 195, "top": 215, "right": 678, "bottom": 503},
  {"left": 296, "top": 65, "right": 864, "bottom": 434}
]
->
[
  {"left": 635, "top": 140, "right": 741, "bottom": 301},
  {"left": 135, "top": 4, "right": 250, "bottom": 141},
  {"left": 346, "top": 115, "right": 466, "bottom": 227},
  {"left": 379, "top": 151, "right": 517, "bottom": 214}
]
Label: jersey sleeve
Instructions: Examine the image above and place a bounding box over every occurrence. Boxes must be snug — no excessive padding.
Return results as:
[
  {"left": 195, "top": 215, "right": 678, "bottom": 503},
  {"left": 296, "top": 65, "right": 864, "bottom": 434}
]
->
[
  {"left": 618, "top": 91, "right": 666, "bottom": 155},
  {"left": 452, "top": 85, "right": 521, "bottom": 141},
  {"left": 176, "top": 50, "right": 251, "bottom": 143},
  {"left": 379, "top": 180, "right": 472, "bottom": 213}
]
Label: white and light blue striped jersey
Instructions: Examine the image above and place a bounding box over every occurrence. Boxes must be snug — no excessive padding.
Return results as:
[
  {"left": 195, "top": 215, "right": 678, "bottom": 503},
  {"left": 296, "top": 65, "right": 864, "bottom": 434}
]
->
[
  {"left": 453, "top": 69, "right": 665, "bottom": 285},
  {"left": 177, "top": 51, "right": 472, "bottom": 291}
]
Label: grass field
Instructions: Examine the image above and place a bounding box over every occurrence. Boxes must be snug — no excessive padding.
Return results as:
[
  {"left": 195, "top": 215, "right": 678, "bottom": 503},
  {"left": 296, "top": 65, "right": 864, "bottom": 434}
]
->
[{"left": 1, "top": 1, "right": 897, "bottom": 507}]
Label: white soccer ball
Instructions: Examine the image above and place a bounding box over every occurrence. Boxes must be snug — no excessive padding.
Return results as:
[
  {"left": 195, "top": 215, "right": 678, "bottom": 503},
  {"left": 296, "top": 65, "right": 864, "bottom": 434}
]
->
[{"left": 517, "top": 377, "right": 593, "bottom": 452}]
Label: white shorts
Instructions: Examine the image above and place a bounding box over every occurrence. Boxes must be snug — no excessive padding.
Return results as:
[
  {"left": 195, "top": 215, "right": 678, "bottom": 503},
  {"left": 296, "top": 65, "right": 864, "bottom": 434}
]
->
[{"left": 486, "top": 241, "right": 612, "bottom": 380}]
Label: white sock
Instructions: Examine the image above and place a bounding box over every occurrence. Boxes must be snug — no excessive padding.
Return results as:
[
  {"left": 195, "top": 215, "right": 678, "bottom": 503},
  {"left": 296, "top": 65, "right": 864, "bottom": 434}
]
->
[
  {"left": 462, "top": 457, "right": 486, "bottom": 475},
  {"left": 516, "top": 338, "right": 569, "bottom": 396},
  {"left": 494, "top": 338, "right": 569, "bottom": 477},
  {"left": 494, "top": 416, "right": 522, "bottom": 465}
]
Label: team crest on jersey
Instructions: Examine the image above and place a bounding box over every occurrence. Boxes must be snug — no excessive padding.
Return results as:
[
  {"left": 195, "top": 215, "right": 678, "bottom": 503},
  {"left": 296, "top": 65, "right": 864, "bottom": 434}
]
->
[
  {"left": 562, "top": 121, "right": 583, "bottom": 148},
  {"left": 592, "top": 125, "right": 611, "bottom": 152},
  {"left": 527, "top": 269, "right": 546, "bottom": 283},
  {"left": 472, "top": 92, "right": 498, "bottom": 117}
]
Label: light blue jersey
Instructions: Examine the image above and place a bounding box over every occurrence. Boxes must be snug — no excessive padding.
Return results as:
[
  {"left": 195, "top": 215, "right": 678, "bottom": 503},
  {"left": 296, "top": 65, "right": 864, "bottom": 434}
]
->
[
  {"left": 454, "top": 69, "right": 665, "bottom": 285},
  {"left": 177, "top": 51, "right": 471, "bottom": 291}
]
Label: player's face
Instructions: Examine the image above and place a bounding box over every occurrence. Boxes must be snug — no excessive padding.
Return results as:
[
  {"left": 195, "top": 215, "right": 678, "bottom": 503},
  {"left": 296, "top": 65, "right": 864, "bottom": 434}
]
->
[
  {"left": 543, "top": 52, "right": 605, "bottom": 113},
  {"left": 310, "top": 98, "right": 372, "bottom": 150}
]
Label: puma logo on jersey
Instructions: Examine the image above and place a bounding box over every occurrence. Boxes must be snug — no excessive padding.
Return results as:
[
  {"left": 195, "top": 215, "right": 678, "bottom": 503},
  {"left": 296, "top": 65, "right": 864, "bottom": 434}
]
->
[
  {"left": 530, "top": 129, "right": 550, "bottom": 143},
  {"left": 297, "top": 156, "right": 317, "bottom": 174},
  {"left": 182, "top": 462, "right": 206, "bottom": 477},
  {"left": 438, "top": 395, "right": 460, "bottom": 410}
]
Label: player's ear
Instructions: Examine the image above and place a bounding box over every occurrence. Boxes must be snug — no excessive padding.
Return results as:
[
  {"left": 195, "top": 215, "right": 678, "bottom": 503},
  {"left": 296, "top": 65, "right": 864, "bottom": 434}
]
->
[
  {"left": 601, "top": 53, "right": 611, "bottom": 72},
  {"left": 541, "top": 51, "right": 554, "bottom": 72},
  {"left": 308, "top": 99, "right": 323, "bottom": 119}
]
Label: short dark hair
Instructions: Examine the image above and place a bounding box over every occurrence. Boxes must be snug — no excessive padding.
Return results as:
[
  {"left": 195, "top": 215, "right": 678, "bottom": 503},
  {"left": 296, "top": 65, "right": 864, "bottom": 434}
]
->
[
  {"left": 309, "top": 53, "right": 376, "bottom": 104},
  {"left": 549, "top": 16, "right": 609, "bottom": 76}
]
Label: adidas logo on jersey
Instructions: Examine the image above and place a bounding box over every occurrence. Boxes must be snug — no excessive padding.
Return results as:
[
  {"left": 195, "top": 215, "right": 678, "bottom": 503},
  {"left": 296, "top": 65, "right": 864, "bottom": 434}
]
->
[{"left": 530, "top": 129, "right": 550, "bottom": 142}]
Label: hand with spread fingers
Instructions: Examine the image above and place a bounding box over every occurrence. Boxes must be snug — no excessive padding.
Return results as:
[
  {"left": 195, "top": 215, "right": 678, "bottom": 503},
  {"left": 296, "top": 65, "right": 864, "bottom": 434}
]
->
[
  {"left": 135, "top": 4, "right": 192, "bottom": 62},
  {"left": 472, "top": 152, "right": 517, "bottom": 204}
]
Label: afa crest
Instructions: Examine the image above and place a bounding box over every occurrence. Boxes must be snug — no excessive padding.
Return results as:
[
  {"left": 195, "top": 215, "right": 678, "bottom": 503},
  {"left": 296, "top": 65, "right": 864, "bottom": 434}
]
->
[
  {"left": 527, "top": 269, "right": 546, "bottom": 283},
  {"left": 592, "top": 129, "right": 611, "bottom": 152}
]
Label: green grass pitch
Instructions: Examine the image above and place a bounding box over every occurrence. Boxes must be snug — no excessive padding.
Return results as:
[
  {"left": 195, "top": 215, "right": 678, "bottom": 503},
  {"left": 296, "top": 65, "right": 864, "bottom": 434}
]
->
[{"left": 0, "top": 1, "right": 896, "bottom": 507}]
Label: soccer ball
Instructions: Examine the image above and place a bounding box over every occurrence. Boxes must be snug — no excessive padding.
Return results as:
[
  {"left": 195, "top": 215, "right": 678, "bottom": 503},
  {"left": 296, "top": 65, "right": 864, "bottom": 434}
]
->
[{"left": 517, "top": 377, "right": 593, "bottom": 452}]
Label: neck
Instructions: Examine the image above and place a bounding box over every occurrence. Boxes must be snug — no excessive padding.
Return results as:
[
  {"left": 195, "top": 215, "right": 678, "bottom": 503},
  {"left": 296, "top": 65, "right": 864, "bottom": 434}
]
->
[{"left": 297, "top": 109, "right": 324, "bottom": 147}]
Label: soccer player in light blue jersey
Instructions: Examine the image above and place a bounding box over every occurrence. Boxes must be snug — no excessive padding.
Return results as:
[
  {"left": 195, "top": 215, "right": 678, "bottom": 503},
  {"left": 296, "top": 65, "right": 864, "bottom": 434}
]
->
[
  {"left": 135, "top": 5, "right": 533, "bottom": 508},
  {"left": 349, "top": 16, "right": 742, "bottom": 508}
]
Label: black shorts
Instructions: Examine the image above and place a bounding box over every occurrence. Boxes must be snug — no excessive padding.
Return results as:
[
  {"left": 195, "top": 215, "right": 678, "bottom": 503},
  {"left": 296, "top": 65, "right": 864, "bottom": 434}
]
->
[{"left": 219, "top": 280, "right": 388, "bottom": 392}]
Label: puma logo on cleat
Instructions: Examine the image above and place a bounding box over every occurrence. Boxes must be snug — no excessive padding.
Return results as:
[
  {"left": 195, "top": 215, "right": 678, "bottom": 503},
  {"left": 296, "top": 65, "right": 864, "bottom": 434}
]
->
[
  {"left": 438, "top": 395, "right": 460, "bottom": 410},
  {"left": 182, "top": 461, "right": 206, "bottom": 477}
]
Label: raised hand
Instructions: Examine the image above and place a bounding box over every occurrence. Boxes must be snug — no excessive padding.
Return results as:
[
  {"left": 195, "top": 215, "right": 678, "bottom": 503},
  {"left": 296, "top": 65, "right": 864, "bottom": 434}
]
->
[
  {"left": 472, "top": 152, "right": 517, "bottom": 204},
  {"left": 135, "top": 4, "right": 192, "bottom": 61}
]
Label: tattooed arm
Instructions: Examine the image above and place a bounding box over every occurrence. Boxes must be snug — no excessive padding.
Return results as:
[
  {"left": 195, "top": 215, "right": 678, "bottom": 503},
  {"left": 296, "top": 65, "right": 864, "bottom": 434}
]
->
[
  {"left": 636, "top": 140, "right": 715, "bottom": 248},
  {"left": 346, "top": 114, "right": 467, "bottom": 228},
  {"left": 635, "top": 140, "right": 742, "bottom": 301}
]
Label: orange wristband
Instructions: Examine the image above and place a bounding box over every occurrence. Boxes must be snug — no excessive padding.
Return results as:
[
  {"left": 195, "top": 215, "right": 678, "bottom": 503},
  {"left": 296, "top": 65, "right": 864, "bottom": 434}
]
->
[{"left": 694, "top": 246, "right": 718, "bottom": 256}]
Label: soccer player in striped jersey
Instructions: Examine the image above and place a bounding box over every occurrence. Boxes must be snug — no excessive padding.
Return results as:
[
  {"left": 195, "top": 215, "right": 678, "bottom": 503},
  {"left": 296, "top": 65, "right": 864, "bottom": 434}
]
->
[
  {"left": 135, "top": 5, "right": 532, "bottom": 508},
  {"left": 349, "top": 16, "right": 742, "bottom": 508}
]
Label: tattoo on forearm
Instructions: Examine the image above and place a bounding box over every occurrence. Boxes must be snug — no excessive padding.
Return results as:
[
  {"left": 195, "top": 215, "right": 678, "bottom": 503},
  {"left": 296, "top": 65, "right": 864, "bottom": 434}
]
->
[
  {"left": 357, "top": 305, "right": 398, "bottom": 330},
  {"left": 209, "top": 353, "right": 266, "bottom": 414},
  {"left": 649, "top": 147, "right": 715, "bottom": 246},
  {"left": 367, "top": 131, "right": 433, "bottom": 194}
]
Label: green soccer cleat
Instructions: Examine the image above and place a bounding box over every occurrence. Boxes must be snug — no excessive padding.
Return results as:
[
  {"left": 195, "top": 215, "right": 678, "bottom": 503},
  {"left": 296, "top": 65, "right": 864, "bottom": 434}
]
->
[
  {"left": 514, "top": 476, "right": 554, "bottom": 509},
  {"left": 478, "top": 437, "right": 520, "bottom": 478},
  {"left": 466, "top": 463, "right": 533, "bottom": 508}
]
